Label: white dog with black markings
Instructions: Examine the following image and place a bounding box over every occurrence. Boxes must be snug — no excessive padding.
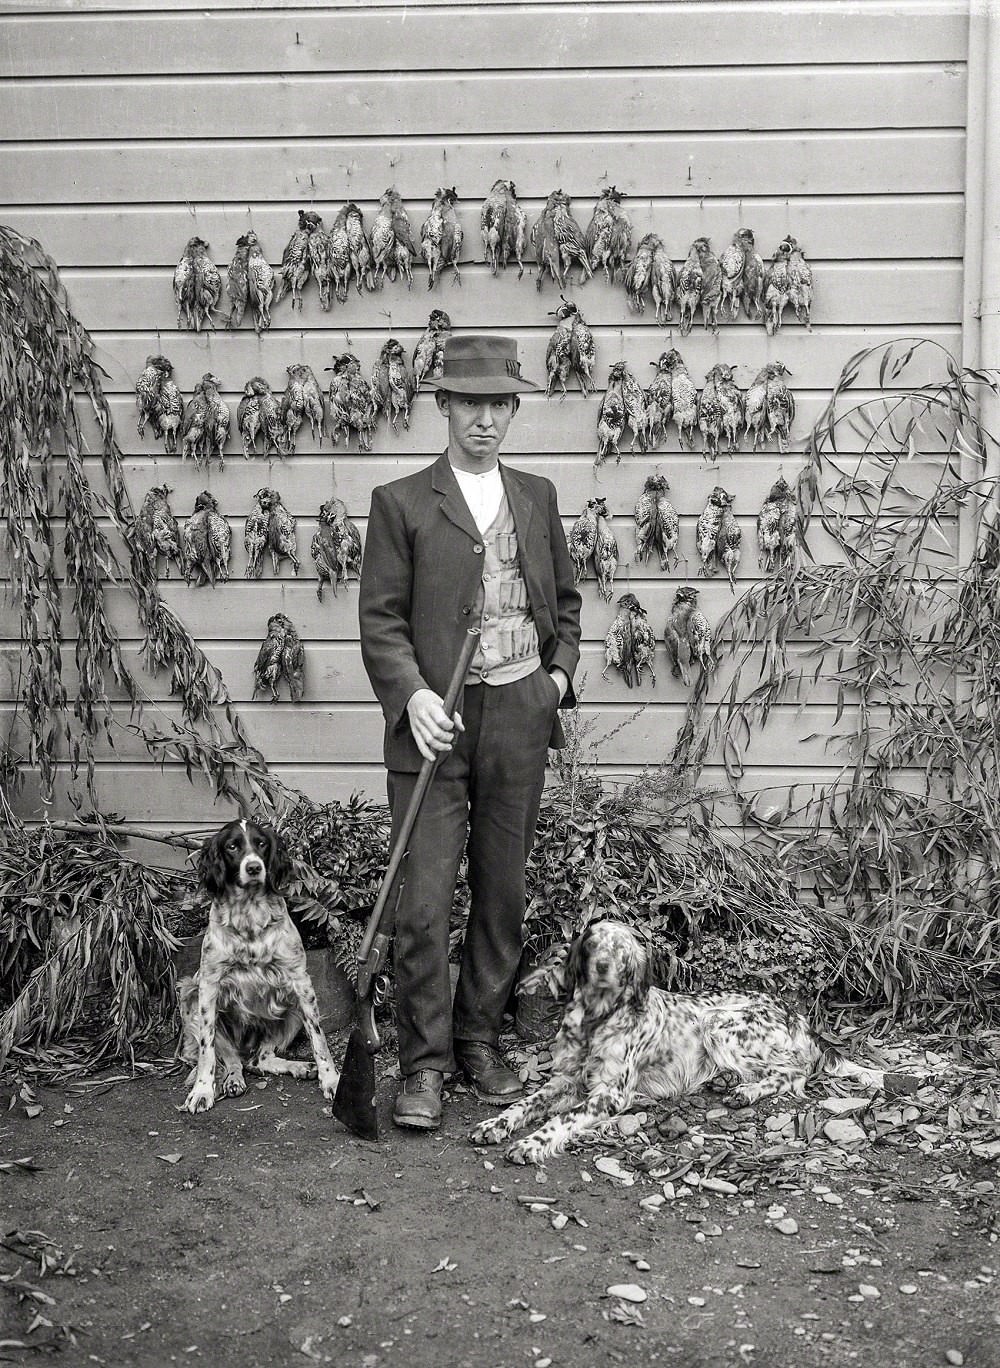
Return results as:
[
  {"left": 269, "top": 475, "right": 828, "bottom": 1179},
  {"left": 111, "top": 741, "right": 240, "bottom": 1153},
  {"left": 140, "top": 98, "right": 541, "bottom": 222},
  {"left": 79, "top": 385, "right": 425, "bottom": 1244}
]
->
[{"left": 471, "top": 920, "right": 883, "bottom": 1164}]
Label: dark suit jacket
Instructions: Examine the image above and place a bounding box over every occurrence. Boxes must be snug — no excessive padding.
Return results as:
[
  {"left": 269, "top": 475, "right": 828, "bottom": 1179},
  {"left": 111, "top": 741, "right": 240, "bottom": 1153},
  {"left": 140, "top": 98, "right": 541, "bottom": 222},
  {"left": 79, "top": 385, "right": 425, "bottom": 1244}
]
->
[{"left": 359, "top": 454, "right": 583, "bottom": 771}]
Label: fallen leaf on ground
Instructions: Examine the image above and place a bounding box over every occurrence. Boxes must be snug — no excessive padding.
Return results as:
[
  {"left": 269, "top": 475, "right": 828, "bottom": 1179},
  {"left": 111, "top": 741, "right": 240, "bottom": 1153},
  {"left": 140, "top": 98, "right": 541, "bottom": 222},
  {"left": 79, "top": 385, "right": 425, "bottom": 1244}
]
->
[
  {"left": 431, "top": 1257, "right": 457, "bottom": 1273},
  {"left": 156, "top": 1154, "right": 182, "bottom": 1165}
]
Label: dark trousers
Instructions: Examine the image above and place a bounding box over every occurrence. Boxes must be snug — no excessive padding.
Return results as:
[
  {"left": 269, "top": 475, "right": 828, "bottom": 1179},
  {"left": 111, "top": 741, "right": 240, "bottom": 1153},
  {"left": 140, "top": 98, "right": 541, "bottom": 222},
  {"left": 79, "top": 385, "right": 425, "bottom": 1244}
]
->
[{"left": 387, "top": 665, "right": 559, "bottom": 1076}]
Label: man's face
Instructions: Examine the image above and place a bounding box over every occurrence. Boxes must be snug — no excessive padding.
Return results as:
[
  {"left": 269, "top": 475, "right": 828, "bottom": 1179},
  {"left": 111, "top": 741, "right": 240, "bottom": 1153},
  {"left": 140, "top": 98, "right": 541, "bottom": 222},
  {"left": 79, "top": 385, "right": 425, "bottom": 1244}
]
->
[{"left": 437, "top": 391, "right": 518, "bottom": 469}]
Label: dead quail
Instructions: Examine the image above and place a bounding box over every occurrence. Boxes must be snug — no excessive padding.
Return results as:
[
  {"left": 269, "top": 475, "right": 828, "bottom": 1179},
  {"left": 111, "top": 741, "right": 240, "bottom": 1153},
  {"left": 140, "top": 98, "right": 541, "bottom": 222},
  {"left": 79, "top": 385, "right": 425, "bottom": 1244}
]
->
[
  {"left": 719, "top": 229, "right": 754, "bottom": 321},
  {"left": 570, "top": 303, "right": 597, "bottom": 396},
  {"left": 266, "top": 488, "right": 300, "bottom": 576},
  {"left": 650, "top": 237, "right": 677, "bottom": 326},
  {"left": 744, "top": 364, "right": 770, "bottom": 453},
  {"left": 716, "top": 364, "right": 744, "bottom": 456},
  {"left": 545, "top": 299, "right": 576, "bottom": 400},
  {"left": 664, "top": 586, "right": 710, "bottom": 686},
  {"left": 696, "top": 486, "right": 730, "bottom": 578},
  {"left": 644, "top": 355, "right": 674, "bottom": 449},
  {"left": 135, "top": 354, "right": 173, "bottom": 444},
  {"left": 628, "top": 595, "right": 657, "bottom": 687},
  {"left": 568, "top": 498, "right": 602, "bottom": 585},
  {"left": 173, "top": 237, "right": 221, "bottom": 332},
  {"left": 593, "top": 499, "right": 619, "bottom": 603},
  {"left": 254, "top": 613, "right": 304, "bottom": 703},
  {"left": 783, "top": 236, "right": 813, "bottom": 329},
  {"left": 585, "top": 186, "right": 632, "bottom": 284},
  {"left": 412, "top": 309, "right": 452, "bottom": 390},
  {"left": 326, "top": 352, "right": 377, "bottom": 451},
  {"left": 281, "top": 617, "right": 306, "bottom": 702},
  {"left": 311, "top": 496, "right": 363, "bottom": 600},
  {"left": 659, "top": 349, "right": 699, "bottom": 452},
  {"left": 138, "top": 484, "right": 185, "bottom": 580},
  {"left": 532, "top": 189, "right": 591, "bottom": 291},
  {"left": 699, "top": 365, "right": 728, "bottom": 462},
  {"left": 481, "top": 179, "right": 527, "bottom": 278},
  {"left": 421, "top": 186, "right": 463, "bottom": 289},
  {"left": 274, "top": 210, "right": 316, "bottom": 312},
  {"left": 343, "top": 202, "right": 375, "bottom": 295},
  {"left": 677, "top": 239, "right": 704, "bottom": 337},
  {"left": 716, "top": 491, "right": 742, "bottom": 591},
  {"left": 245, "top": 230, "right": 275, "bottom": 333},
  {"left": 616, "top": 361, "right": 649, "bottom": 453},
  {"left": 698, "top": 238, "right": 722, "bottom": 333},
  {"left": 307, "top": 213, "right": 333, "bottom": 311},
  {"left": 237, "top": 377, "right": 266, "bottom": 459},
  {"left": 372, "top": 187, "right": 417, "bottom": 288},
  {"left": 739, "top": 230, "right": 765, "bottom": 322},
  {"left": 244, "top": 487, "right": 271, "bottom": 579},
  {"left": 624, "top": 233, "right": 657, "bottom": 313},
  {"left": 226, "top": 234, "right": 250, "bottom": 328},
  {"left": 596, "top": 368, "right": 626, "bottom": 466},
  {"left": 531, "top": 190, "right": 563, "bottom": 291},
  {"left": 757, "top": 475, "right": 797, "bottom": 573},
  {"left": 764, "top": 241, "right": 792, "bottom": 337},
  {"left": 183, "top": 490, "right": 231, "bottom": 587},
  {"left": 181, "top": 373, "right": 229, "bottom": 470},
  {"left": 281, "top": 363, "right": 324, "bottom": 452},
  {"left": 765, "top": 361, "right": 795, "bottom": 453},
  {"left": 604, "top": 592, "right": 655, "bottom": 689},
  {"left": 327, "top": 208, "right": 352, "bottom": 305},
  {"left": 634, "top": 473, "right": 679, "bottom": 572},
  {"left": 372, "top": 339, "right": 415, "bottom": 433}
]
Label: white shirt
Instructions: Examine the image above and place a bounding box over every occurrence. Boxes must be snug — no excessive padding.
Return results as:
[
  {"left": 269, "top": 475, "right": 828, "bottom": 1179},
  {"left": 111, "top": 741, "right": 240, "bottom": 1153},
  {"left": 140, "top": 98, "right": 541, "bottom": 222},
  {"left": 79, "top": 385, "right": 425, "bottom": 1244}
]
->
[{"left": 451, "top": 462, "right": 504, "bottom": 536}]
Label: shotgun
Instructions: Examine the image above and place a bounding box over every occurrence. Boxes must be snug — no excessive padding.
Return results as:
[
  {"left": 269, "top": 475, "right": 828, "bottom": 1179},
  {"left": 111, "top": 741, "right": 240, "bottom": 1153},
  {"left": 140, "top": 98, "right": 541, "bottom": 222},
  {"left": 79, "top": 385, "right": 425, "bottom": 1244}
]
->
[{"left": 332, "top": 626, "right": 480, "bottom": 1140}]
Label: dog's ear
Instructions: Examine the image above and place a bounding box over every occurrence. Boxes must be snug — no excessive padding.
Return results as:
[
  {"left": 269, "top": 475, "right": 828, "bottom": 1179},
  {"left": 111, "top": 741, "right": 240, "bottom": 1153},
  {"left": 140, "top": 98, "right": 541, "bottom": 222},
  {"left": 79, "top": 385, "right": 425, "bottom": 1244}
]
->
[
  {"left": 565, "top": 925, "right": 592, "bottom": 995},
  {"left": 625, "top": 932, "right": 655, "bottom": 1005},
  {"left": 197, "top": 830, "right": 229, "bottom": 900},
  {"left": 264, "top": 827, "right": 291, "bottom": 895}
]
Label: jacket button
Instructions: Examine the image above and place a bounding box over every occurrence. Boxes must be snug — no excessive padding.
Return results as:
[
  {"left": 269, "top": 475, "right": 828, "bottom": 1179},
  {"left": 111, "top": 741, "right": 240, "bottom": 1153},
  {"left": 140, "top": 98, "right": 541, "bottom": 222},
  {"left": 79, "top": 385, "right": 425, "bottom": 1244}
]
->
[
  {"left": 473, "top": 544, "right": 484, "bottom": 555},
  {"left": 462, "top": 605, "right": 472, "bottom": 615}
]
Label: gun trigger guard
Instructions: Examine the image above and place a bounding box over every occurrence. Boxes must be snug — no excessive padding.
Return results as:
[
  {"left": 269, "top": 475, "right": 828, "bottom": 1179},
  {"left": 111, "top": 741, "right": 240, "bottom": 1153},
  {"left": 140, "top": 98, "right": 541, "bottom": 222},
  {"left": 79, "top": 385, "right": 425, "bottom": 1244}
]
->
[{"left": 373, "top": 973, "right": 390, "bottom": 1009}]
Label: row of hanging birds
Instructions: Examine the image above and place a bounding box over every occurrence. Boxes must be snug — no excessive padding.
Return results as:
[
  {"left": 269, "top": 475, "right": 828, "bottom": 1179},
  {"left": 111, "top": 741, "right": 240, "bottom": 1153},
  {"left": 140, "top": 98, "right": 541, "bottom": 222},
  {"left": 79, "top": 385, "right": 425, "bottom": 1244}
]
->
[
  {"left": 138, "top": 485, "right": 362, "bottom": 600},
  {"left": 604, "top": 587, "right": 712, "bottom": 690},
  {"left": 134, "top": 316, "right": 452, "bottom": 463},
  {"left": 172, "top": 184, "right": 812, "bottom": 335},
  {"left": 570, "top": 476, "right": 798, "bottom": 599},
  {"left": 594, "top": 350, "right": 795, "bottom": 464}
]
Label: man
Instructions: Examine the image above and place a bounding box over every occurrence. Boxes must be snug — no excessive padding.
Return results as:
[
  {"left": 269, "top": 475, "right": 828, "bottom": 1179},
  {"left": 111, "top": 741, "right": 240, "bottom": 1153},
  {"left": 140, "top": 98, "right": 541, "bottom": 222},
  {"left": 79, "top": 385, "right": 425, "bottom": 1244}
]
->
[{"left": 359, "top": 334, "right": 582, "bottom": 1130}]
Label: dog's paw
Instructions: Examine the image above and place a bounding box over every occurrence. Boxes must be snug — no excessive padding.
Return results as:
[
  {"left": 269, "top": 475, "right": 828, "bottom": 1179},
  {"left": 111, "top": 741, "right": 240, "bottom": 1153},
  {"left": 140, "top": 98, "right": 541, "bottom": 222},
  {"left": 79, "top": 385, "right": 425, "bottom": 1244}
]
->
[
  {"left": 505, "top": 1135, "right": 549, "bottom": 1167},
  {"left": 219, "top": 1071, "right": 246, "bottom": 1098},
  {"left": 184, "top": 1082, "right": 216, "bottom": 1114},
  {"left": 470, "top": 1117, "right": 508, "bottom": 1146},
  {"left": 285, "top": 1060, "right": 317, "bottom": 1080},
  {"left": 318, "top": 1067, "right": 340, "bottom": 1101}
]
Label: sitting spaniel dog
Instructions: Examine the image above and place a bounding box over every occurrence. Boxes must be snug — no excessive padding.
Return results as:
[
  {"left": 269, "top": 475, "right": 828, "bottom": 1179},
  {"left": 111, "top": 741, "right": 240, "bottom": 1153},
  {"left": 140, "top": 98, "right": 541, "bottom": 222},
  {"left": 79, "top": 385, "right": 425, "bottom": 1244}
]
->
[
  {"left": 178, "top": 818, "right": 339, "bottom": 1114},
  {"left": 471, "top": 920, "right": 882, "bottom": 1164}
]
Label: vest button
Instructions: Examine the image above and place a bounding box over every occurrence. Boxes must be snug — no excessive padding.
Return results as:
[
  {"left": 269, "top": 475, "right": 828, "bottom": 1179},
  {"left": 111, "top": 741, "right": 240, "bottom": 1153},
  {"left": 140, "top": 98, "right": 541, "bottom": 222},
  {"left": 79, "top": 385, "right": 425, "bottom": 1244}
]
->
[
  {"left": 473, "top": 544, "right": 484, "bottom": 555},
  {"left": 461, "top": 605, "right": 472, "bottom": 615}
]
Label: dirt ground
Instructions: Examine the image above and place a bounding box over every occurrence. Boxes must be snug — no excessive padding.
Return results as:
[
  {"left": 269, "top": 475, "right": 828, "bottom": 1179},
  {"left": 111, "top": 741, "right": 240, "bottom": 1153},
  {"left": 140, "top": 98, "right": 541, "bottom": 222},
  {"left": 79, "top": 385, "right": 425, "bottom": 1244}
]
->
[{"left": 1, "top": 1047, "right": 998, "bottom": 1368}]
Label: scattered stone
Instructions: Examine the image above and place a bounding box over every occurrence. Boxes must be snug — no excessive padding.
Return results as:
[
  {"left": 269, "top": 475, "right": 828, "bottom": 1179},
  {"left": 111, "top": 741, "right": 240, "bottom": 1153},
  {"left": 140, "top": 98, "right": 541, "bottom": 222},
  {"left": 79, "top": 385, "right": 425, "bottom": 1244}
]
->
[
  {"left": 823, "top": 1119, "right": 867, "bottom": 1146},
  {"left": 899, "top": 1285, "right": 917, "bottom": 1295},
  {"left": 945, "top": 1353, "right": 964, "bottom": 1366},
  {"left": 687, "top": 1296, "right": 706, "bottom": 1307},
  {"left": 701, "top": 1177, "right": 739, "bottom": 1195},
  {"left": 774, "top": 1218, "right": 799, "bottom": 1236},
  {"left": 607, "top": 1284, "right": 646, "bottom": 1303},
  {"left": 858, "top": 1284, "right": 880, "bottom": 1299}
]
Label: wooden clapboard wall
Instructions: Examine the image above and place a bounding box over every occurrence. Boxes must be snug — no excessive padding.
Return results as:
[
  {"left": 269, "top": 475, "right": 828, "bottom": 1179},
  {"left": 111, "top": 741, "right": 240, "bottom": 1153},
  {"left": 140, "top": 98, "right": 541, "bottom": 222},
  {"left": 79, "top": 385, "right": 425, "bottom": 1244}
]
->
[{"left": 0, "top": 0, "right": 969, "bottom": 832}]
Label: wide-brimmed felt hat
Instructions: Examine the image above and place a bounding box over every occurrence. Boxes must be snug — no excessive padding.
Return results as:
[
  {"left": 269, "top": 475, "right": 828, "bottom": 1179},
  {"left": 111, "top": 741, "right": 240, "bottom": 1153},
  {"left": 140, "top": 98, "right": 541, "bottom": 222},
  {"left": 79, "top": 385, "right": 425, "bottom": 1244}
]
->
[{"left": 421, "top": 334, "right": 540, "bottom": 394}]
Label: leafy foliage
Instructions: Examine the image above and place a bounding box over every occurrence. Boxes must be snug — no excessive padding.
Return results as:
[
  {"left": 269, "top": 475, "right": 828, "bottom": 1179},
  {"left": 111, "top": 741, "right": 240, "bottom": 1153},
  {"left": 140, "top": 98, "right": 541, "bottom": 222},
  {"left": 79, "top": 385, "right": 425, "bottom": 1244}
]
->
[
  {"left": 0, "top": 224, "right": 277, "bottom": 811},
  {"left": 671, "top": 338, "right": 1000, "bottom": 1008}
]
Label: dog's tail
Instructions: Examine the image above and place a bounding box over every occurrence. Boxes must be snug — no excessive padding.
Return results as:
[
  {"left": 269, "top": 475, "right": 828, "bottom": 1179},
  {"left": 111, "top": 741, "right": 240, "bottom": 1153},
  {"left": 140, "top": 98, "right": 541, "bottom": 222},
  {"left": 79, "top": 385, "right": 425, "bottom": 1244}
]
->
[{"left": 820, "top": 1047, "right": 885, "bottom": 1091}]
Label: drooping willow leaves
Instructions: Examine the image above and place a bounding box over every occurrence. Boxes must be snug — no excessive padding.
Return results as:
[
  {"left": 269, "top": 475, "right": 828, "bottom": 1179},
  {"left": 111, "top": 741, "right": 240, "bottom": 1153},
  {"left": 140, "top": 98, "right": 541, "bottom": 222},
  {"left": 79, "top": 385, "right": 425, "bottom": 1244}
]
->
[
  {"left": 671, "top": 338, "right": 1000, "bottom": 988},
  {"left": 0, "top": 224, "right": 281, "bottom": 810}
]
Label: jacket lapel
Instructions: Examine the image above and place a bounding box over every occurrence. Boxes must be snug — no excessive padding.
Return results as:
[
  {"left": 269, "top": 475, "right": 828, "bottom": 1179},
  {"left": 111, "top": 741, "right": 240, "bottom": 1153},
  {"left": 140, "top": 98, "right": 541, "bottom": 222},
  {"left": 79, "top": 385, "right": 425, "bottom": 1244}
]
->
[
  {"left": 500, "top": 464, "right": 534, "bottom": 542},
  {"left": 430, "top": 454, "right": 481, "bottom": 543}
]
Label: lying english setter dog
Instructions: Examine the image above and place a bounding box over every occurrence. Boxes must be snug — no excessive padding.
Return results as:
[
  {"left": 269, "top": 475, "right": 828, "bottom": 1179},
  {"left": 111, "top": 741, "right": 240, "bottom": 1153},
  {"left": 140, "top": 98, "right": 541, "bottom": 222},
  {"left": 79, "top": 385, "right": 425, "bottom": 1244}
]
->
[
  {"left": 471, "top": 920, "right": 883, "bottom": 1164},
  {"left": 178, "top": 818, "right": 340, "bottom": 1113}
]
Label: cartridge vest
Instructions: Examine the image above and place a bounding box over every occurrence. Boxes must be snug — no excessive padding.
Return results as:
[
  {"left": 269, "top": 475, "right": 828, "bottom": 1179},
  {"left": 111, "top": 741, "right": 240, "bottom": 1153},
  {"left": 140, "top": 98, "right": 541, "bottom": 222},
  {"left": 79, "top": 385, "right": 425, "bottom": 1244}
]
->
[{"left": 468, "top": 492, "right": 540, "bottom": 686}]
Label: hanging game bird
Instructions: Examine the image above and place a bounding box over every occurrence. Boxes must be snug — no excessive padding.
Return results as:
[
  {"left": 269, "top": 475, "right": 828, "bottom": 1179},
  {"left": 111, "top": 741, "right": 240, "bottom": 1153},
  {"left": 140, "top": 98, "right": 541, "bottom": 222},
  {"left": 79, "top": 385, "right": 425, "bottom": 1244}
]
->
[
  {"left": 412, "top": 309, "right": 452, "bottom": 390},
  {"left": 481, "top": 179, "right": 527, "bottom": 278},
  {"left": 135, "top": 354, "right": 183, "bottom": 455},
  {"left": 245, "top": 230, "right": 275, "bottom": 333},
  {"left": 624, "top": 233, "right": 656, "bottom": 314},
  {"left": 677, "top": 238, "right": 704, "bottom": 337},
  {"left": 311, "top": 496, "right": 363, "bottom": 600},
  {"left": 226, "top": 235, "right": 249, "bottom": 328},
  {"left": 183, "top": 490, "right": 231, "bottom": 587},
  {"left": 664, "top": 586, "right": 711, "bottom": 686},
  {"left": 274, "top": 209, "right": 318, "bottom": 312},
  {"left": 634, "top": 474, "right": 679, "bottom": 572},
  {"left": 244, "top": 487, "right": 271, "bottom": 579},
  {"left": 421, "top": 187, "right": 463, "bottom": 289},
  {"left": 280, "top": 363, "right": 324, "bottom": 452},
  {"left": 181, "top": 373, "right": 229, "bottom": 470},
  {"left": 624, "top": 232, "right": 675, "bottom": 323},
  {"left": 329, "top": 202, "right": 374, "bottom": 300},
  {"left": 603, "top": 592, "right": 656, "bottom": 689},
  {"left": 657, "top": 349, "right": 698, "bottom": 452},
  {"left": 173, "top": 237, "right": 221, "bottom": 332},
  {"left": 585, "top": 186, "right": 632, "bottom": 284},
  {"left": 372, "top": 187, "right": 417, "bottom": 288},
  {"left": 696, "top": 486, "right": 731, "bottom": 579},
  {"left": 138, "top": 484, "right": 185, "bottom": 580},
  {"left": 764, "top": 240, "right": 792, "bottom": 337},
  {"left": 568, "top": 498, "right": 602, "bottom": 585},
  {"left": 532, "top": 189, "right": 592, "bottom": 291},
  {"left": 593, "top": 501, "right": 619, "bottom": 603},
  {"left": 783, "top": 235, "right": 813, "bottom": 329},
  {"left": 327, "top": 208, "right": 352, "bottom": 305},
  {"left": 596, "top": 382, "right": 625, "bottom": 466},
  {"left": 306, "top": 213, "right": 333, "bottom": 311},
  {"left": 719, "top": 228, "right": 758, "bottom": 321},
  {"left": 699, "top": 364, "right": 742, "bottom": 461},
  {"left": 326, "top": 352, "right": 378, "bottom": 451},
  {"left": 253, "top": 612, "right": 305, "bottom": 703},
  {"left": 372, "top": 339, "right": 415, "bottom": 433},
  {"left": 264, "top": 488, "right": 300, "bottom": 576},
  {"left": 757, "top": 476, "right": 798, "bottom": 573},
  {"left": 740, "top": 230, "right": 765, "bottom": 322},
  {"left": 644, "top": 355, "right": 673, "bottom": 449},
  {"left": 238, "top": 376, "right": 284, "bottom": 459},
  {"left": 746, "top": 362, "right": 795, "bottom": 453},
  {"left": 716, "top": 490, "right": 742, "bottom": 591}
]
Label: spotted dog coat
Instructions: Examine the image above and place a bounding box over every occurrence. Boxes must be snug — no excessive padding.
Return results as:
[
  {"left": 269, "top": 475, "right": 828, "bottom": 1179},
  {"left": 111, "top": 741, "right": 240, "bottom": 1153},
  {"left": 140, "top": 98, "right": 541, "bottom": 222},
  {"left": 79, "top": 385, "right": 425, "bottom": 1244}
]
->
[
  {"left": 179, "top": 819, "right": 339, "bottom": 1114},
  {"left": 471, "top": 921, "right": 881, "bottom": 1164}
]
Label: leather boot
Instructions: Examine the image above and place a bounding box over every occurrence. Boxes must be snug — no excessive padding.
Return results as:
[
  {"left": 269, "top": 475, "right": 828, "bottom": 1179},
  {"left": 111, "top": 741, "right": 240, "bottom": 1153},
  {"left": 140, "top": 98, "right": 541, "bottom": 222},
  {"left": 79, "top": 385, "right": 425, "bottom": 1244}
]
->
[
  {"left": 393, "top": 1069, "right": 444, "bottom": 1130},
  {"left": 454, "top": 1041, "right": 522, "bottom": 1104}
]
